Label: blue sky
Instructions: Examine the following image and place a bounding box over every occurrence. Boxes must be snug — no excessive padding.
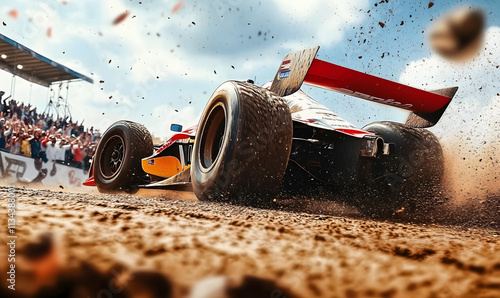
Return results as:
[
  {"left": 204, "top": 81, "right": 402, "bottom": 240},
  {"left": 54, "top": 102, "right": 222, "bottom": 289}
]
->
[{"left": 0, "top": 0, "right": 498, "bottom": 141}]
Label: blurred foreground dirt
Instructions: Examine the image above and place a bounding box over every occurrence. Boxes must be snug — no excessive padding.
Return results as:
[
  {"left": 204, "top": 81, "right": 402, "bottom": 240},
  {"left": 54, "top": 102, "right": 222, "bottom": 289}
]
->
[{"left": 0, "top": 186, "right": 499, "bottom": 297}]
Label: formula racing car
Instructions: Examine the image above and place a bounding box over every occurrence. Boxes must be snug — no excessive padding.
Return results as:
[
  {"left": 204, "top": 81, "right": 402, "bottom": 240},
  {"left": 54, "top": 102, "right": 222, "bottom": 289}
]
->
[{"left": 84, "top": 47, "right": 458, "bottom": 217}]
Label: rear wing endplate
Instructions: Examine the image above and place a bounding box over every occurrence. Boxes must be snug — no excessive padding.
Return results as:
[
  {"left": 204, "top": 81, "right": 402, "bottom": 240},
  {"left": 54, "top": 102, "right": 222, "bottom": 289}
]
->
[
  {"left": 270, "top": 46, "right": 458, "bottom": 128},
  {"left": 270, "top": 46, "right": 320, "bottom": 97}
]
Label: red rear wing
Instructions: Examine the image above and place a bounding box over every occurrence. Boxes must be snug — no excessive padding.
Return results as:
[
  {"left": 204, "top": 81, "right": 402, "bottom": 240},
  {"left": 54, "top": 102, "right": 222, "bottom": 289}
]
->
[{"left": 270, "top": 46, "right": 458, "bottom": 128}]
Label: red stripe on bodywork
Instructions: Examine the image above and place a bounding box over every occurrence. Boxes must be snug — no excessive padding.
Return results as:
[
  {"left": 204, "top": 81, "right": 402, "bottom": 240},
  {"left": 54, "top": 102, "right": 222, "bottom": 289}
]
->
[
  {"left": 305, "top": 59, "right": 451, "bottom": 114},
  {"left": 83, "top": 176, "right": 95, "bottom": 186},
  {"left": 182, "top": 125, "right": 198, "bottom": 136},
  {"left": 335, "top": 128, "right": 373, "bottom": 137},
  {"left": 155, "top": 133, "right": 191, "bottom": 155}
]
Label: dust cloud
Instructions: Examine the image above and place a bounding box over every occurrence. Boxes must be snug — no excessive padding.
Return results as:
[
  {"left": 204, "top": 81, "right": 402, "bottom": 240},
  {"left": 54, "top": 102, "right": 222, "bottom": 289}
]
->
[{"left": 401, "top": 26, "right": 499, "bottom": 204}]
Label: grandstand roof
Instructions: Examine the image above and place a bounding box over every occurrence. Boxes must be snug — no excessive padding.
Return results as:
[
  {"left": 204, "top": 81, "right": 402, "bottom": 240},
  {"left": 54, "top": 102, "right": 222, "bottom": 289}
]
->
[{"left": 0, "top": 32, "right": 93, "bottom": 87}]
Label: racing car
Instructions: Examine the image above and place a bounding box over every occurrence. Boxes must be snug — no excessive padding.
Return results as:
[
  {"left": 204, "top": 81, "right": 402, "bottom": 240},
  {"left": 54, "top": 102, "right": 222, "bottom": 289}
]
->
[{"left": 84, "top": 46, "right": 458, "bottom": 217}]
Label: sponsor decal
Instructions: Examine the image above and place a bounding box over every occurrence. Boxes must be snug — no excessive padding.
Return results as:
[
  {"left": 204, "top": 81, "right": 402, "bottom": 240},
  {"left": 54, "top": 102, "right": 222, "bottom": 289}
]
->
[
  {"left": 278, "top": 70, "right": 290, "bottom": 79},
  {"left": 280, "top": 59, "right": 291, "bottom": 71},
  {"left": 277, "top": 59, "right": 291, "bottom": 80},
  {"left": 68, "top": 170, "right": 82, "bottom": 186},
  {"left": 147, "top": 159, "right": 155, "bottom": 165},
  {"left": 337, "top": 88, "right": 413, "bottom": 109}
]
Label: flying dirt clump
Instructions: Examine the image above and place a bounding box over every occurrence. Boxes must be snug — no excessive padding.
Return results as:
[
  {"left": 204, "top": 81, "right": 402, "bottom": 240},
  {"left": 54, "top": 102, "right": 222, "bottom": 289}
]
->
[{"left": 429, "top": 6, "right": 485, "bottom": 62}]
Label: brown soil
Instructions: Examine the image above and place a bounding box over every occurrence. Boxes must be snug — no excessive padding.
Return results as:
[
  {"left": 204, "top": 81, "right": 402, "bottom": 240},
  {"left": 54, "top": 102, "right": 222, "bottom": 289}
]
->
[{"left": 0, "top": 186, "right": 499, "bottom": 297}]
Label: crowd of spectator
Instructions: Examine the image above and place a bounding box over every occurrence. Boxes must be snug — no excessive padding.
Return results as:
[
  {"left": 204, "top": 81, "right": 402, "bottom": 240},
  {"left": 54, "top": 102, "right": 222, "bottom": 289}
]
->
[{"left": 0, "top": 91, "right": 100, "bottom": 171}]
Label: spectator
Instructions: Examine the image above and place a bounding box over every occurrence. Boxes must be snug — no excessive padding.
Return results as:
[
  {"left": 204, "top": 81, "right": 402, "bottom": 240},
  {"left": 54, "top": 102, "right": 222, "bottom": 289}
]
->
[
  {"left": 21, "top": 132, "right": 31, "bottom": 157},
  {"left": 45, "top": 135, "right": 58, "bottom": 162},
  {"left": 72, "top": 140, "right": 83, "bottom": 168},
  {"left": 0, "top": 122, "right": 6, "bottom": 151},
  {"left": 56, "top": 136, "right": 72, "bottom": 165},
  {"left": 39, "top": 131, "right": 48, "bottom": 161},
  {"left": 30, "top": 129, "right": 42, "bottom": 160},
  {"left": 70, "top": 123, "right": 80, "bottom": 137},
  {"left": 2, "top": 121, "right": 12, "bottom": 151},
  {"left": 83, "top": 143, "right": 96, "bottom": 172},
  {"left": 63, "top": 136, "right": 74, "bottom": 165},
  {"left": 10, "top": 132, "right": 21, "bottom": 155}
]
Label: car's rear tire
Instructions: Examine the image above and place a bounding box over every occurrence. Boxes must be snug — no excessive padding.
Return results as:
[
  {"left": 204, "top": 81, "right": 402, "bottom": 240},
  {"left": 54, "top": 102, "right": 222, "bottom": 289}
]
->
[
  {"left": 191, "top": 81, "right": 293, "bottom": 206},
  {"left": 94, "top": 120, "right": 153, "bottom": 193},
  {"left": 356, "top": 121, "right": 444, "bottom": 218}
]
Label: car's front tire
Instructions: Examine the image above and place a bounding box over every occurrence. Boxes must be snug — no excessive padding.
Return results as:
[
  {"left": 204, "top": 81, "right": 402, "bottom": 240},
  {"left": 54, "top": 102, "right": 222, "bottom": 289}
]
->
[{"left": 94, "top": 120, "right": 153, "bottom": 193}]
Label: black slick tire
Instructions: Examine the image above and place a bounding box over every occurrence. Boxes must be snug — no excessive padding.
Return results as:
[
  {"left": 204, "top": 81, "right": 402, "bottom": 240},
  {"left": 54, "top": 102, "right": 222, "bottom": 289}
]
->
[
  {"left": 357, "top": 121, "right": 444, "bottom": 218},
  {"left": 191, "top": 81, "right": 293, "bottom": 206},
  {"left": 94, "top": 120, "right": 153, "bottom": 193}
]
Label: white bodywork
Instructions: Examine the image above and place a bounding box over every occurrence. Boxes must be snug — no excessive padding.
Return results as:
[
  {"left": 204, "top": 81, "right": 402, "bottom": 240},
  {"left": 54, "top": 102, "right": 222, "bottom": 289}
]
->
[{"left": 263, "top": 82, "right": 372, "bottom": 138}]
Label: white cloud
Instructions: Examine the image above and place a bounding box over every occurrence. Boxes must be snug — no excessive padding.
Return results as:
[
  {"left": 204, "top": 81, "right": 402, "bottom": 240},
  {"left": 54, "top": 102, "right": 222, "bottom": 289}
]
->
[
  {"left": 271, "top": 0, "right": 367, "bottom": 45},
  {"left": 399, "top": 27, "right": 500, "bottom": 197},
  {"left": 151, "top": 104, "right": 199, "bottom": 140},
  {"left": 0, "top": 0, "right": 370, "bottom": 140}
]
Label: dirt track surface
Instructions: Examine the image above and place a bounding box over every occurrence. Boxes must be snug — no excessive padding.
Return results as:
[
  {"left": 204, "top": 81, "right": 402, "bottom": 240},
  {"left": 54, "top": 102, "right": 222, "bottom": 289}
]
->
[{"left": 1, "top": 186, "right": 499, "bottom": 297}]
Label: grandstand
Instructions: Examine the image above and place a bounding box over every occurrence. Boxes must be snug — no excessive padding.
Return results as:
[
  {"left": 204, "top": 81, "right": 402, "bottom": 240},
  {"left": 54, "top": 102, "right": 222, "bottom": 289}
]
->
[{"left": 0, "top": 32, "right": 95, "bottom": 185}]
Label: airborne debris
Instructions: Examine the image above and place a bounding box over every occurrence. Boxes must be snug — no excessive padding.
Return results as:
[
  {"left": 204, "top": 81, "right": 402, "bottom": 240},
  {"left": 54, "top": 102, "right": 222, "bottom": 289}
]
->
[
  {"left": 429, "top": 7, "right": 485, "bottom": 61},
  {"left": 428, "top": 2, "right": 435, "bottom": 9},
  {"left": 396, "top": 207, "right": 405, "bottom": 217},
  {"left": 378, "top": 22, "right": 385, "bottom": 28},
  {"left": 172, "top": 1, "right": 184, "bottom": 13},
  {"left": 113, "top": 11, "right": 130, "bottom": 25},
  {"left": 8, "top": 9, "right": 18, "bottom": 19}
]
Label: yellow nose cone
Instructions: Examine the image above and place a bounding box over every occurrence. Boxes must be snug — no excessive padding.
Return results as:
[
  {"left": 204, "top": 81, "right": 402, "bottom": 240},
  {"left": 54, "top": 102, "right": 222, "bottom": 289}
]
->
[{"left": 142, "top": 156, "right": 183, "bottom": 178}]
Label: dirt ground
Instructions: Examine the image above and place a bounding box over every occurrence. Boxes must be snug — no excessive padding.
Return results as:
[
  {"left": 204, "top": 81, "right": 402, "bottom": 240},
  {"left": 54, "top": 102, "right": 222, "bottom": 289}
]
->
[{"left": 0, "top": 185, "right": 499, "bottom": 298}]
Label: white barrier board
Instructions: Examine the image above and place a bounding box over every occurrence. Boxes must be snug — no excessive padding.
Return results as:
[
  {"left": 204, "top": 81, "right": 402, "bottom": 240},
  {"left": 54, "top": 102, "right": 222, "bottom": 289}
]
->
[{"left": 0, "top": 151, "right": 87, "bottom": 188}]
